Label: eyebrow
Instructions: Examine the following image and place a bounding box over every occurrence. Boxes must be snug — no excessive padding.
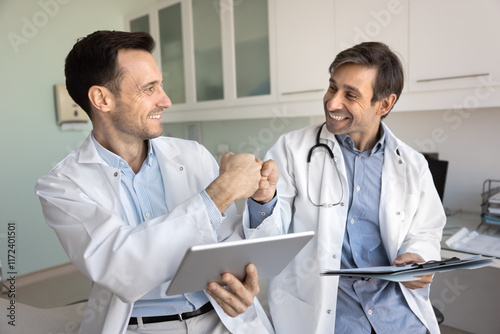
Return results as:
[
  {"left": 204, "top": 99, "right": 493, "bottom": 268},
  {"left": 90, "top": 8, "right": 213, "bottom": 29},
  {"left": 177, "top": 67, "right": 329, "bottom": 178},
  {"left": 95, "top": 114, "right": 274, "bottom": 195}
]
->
[
  {"left": 330, "top": 78, "right": 362, "bottom": 96},
  {"left": 140, "top": 80, "right": 162, "bottom": 89}
]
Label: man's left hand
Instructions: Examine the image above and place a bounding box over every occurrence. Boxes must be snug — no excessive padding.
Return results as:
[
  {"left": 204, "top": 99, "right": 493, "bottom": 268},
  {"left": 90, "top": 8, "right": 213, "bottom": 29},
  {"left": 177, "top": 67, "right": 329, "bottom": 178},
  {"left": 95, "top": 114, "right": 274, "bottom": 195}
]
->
[
  {"left": 206, "top": 263, "right": 259, "bottom": 317},
  {"left": 393, "top": 252, "right": 434, "bottom": 290}
]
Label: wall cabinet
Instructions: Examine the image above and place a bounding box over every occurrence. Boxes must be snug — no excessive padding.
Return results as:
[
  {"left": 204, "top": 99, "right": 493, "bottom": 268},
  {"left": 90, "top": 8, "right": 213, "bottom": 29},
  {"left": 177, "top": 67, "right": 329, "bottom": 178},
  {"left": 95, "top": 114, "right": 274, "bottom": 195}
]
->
[
  {"left": 127, "top": 0, "right": 500, "bottom": 121},
  {"left": 408, "top": 0, "right": 500, "bottom": 92},
  {"left": 275, "top": 0, "right": 334, "bottom": 101},
  {"left": 127, "top": 0, "right": 274, "bottom": 121},
  {"left": 334, "top": 0, "right": 409, "bottom": 92},
  {"left": 334, "top": 0, "right": 500, "bottom": 112}
]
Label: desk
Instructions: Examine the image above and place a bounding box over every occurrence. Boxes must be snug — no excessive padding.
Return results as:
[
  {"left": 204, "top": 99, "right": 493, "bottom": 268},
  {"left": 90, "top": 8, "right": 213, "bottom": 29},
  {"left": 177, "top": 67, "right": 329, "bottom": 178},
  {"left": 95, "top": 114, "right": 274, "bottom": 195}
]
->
[
  {"left": 441, "top": 212, "right": 500, "bottom": 268},
  {"left": 430, "top": 212, "right": 500, "bottom": 334}
]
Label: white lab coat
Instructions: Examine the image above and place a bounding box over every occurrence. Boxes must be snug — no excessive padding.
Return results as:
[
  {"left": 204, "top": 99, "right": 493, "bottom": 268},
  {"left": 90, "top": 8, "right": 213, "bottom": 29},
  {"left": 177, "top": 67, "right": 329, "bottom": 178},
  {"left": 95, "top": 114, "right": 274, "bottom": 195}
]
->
[
  {"left": 246, "top": 123, "right": 446, "bottom": 334},
  {"left": 35, "top": 134, "right": 274, "bottom": 334}
]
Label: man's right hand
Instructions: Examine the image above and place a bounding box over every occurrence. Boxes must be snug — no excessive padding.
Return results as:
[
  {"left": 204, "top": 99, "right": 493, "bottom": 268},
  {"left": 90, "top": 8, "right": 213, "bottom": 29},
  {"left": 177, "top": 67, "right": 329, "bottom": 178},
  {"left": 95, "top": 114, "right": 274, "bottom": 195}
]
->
[{"left": 206, "top": 152, "right": 263, "bottom": 213}]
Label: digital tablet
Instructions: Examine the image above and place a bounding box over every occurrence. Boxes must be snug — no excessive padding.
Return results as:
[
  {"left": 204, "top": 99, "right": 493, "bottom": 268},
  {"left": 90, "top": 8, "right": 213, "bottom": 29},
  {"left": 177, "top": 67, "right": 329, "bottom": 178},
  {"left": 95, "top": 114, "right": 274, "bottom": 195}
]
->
[{"left": 166, "top": 231, "right": 315, "bottom": 296}]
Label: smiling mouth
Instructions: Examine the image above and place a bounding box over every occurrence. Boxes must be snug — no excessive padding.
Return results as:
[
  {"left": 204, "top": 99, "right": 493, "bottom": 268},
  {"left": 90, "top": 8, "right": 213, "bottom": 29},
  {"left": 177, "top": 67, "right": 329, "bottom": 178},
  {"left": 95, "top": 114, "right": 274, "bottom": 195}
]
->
[
  {"left": 328, "top": 112, "right": 347, "bottom": 121},
  {"left": 148, "top": 114, "right": 161, "bottom": 119}
]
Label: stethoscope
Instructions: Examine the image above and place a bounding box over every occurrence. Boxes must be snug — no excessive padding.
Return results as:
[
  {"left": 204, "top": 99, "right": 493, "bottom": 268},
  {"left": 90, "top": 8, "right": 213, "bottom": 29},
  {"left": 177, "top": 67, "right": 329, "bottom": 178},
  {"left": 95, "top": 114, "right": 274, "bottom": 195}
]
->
[{"left": 306, "top": 122, "right": 344, "bottom": 208}]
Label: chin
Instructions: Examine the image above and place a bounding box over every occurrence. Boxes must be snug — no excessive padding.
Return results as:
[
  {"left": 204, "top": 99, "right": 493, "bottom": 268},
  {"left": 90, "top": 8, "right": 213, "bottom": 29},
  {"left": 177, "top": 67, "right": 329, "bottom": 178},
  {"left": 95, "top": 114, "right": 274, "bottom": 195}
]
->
[{"left": 325, "top": 121, "right": 347, "bottom": 135}]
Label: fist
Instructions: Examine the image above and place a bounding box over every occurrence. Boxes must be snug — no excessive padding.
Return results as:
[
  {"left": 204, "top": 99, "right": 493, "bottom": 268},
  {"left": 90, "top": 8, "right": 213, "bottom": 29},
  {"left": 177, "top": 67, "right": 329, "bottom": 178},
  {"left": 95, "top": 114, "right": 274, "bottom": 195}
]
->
[
  {"left": 252, "top": 159, "right": 279, "bottom": 204},
  {"left": 219, "top": 152, "right": 263, "bottom": 200}
]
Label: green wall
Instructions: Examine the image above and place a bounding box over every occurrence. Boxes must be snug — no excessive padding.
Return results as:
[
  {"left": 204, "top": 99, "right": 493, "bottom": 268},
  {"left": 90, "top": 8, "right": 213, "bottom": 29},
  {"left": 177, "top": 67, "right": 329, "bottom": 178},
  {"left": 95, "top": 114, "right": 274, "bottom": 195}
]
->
[{"left": 0, "top": 0, "right": 157, "bottom": 276}]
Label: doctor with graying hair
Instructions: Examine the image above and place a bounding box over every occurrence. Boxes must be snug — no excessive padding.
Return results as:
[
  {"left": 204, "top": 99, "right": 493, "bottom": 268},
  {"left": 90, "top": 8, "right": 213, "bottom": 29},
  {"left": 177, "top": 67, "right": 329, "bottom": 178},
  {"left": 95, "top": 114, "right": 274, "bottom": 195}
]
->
[
  {"left": 35, "top": 30, "right": 279, "bottom": 334},
  {"left": 250, "top": 41, "right": 446, "bottom": 333}
]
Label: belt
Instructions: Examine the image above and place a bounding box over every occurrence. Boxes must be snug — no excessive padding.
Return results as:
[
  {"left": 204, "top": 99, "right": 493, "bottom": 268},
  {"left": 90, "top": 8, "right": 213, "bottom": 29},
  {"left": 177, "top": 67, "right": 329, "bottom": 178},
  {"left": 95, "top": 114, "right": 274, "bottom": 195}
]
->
[{"left": 129, "top": 302, "right": 214, "bottom": 325}]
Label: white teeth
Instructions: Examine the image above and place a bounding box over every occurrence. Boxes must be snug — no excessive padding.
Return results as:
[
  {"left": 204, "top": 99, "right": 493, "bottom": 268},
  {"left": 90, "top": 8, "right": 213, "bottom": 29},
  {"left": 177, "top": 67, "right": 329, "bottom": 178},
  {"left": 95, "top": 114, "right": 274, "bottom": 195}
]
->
[
  {"left": 329, "top": 114, "right": 346, "bottom": 121},
  {"left": 149, "top": 114, "right": 161, "bottom": 119}
]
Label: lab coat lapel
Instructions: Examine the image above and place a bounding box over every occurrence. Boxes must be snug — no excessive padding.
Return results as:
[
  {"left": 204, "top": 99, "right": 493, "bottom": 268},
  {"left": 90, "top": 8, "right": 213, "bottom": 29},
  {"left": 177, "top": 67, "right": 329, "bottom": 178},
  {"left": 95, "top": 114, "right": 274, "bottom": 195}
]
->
[
  {"left": 153, "top": 140, "right": 192, "bottom": 210},
  {"left": 379, "top": 133, "right": 406, "bottom": 261},
  {"left": 78, "top": 134, "right": 136, "bottom": 224}
]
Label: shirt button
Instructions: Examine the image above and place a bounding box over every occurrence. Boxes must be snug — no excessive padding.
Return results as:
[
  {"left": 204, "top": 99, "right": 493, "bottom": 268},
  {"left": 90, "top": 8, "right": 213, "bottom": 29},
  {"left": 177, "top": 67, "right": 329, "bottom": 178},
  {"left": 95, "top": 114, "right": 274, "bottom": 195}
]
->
[
  {"left": 145, "top": 212, "right": 150, "bottom": 218},
  {"left": 350, "top": 219, "right": 354, "bottom": 224},
  {"left": 327, "top": 309, "right": 332, "bottom": 314},
  {"left": 259, "top": 211, "right": 266, "bottom": 216},
  {"left": 120, "top": 161, "right": 125, "bottom": 166},
  {"left": 333, "top": 254, "right": 337, "bottom": 259},
  {"left": 356, "top": 186, "right": 360, "bottom": 191},
  {"left": 113, "top": 172, "right": 118, "bottom": 177},
  {"left": 134, "top": 179, "right": 138, "bottom": 184},
  {"left": 354, "top": 252, "right": 358, "bottom": 257},
  {"left": 368, "top": 309, "right": 373, "bottom": 315},
  {"left": 179, "top": 166, "right": 184, "bottom": 171}
]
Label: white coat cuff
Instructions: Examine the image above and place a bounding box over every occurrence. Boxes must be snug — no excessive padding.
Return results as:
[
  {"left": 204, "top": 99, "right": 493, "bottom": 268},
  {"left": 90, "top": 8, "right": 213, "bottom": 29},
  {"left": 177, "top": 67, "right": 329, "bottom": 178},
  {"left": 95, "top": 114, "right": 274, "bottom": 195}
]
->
[{"left": 201, "top": 190, "right": 224, "bottom": 231}]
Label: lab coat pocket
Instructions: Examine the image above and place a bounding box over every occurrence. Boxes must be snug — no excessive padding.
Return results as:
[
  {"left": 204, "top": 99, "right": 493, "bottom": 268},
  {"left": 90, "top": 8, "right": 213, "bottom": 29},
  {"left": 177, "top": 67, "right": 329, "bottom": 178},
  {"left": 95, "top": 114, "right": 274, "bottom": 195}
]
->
[{"left": 269, "top": 286, "right": 315, "bottom": 334}]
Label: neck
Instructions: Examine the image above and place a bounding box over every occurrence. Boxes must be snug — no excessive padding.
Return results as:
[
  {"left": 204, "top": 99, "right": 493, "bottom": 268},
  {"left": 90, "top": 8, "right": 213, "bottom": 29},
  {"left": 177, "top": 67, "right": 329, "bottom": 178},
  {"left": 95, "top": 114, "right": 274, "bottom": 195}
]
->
[
  {"left": 349, "top": 125, "right": 382, "bottom": 152},
  {"left": 93, "top": 129, "right": 148, "bottom": 174}
]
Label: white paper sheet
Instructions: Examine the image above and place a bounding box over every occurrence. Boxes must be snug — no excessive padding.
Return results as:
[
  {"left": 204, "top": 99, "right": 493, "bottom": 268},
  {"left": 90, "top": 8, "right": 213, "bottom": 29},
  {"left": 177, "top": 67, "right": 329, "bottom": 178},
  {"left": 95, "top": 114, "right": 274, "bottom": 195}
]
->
[{"left": 445, "top": 227, "right": 500, "bottom": 258}]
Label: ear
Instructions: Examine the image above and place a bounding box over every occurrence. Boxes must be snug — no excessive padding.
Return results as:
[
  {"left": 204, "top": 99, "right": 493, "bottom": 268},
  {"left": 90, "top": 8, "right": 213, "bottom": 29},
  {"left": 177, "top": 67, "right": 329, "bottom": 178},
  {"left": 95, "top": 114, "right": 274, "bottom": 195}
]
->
[
  {"left": 376, "top": 93, "right": 397, "bottom": 117},
  {"left": 88, "top": 86, "right": 114, "bottom": 113}
]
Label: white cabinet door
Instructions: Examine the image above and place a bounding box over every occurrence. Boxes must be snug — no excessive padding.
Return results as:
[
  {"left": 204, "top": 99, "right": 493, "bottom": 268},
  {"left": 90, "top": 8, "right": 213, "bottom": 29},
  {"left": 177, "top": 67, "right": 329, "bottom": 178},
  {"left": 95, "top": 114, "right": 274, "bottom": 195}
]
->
[
  {"left": 408, "top": 0, "right": 500, "bottom": 92},
  {"left": 334, "top": 0, "right": 409, "bottom": 92},
  {"left": 275, "top": 0, "right": 335, "bottom": 99}
]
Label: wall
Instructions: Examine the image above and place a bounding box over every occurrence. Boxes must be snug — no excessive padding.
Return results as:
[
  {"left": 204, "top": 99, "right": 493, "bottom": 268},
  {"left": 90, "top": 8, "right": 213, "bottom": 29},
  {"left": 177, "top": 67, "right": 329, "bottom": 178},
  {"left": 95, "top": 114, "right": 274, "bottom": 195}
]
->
[
  {"left": 383, "top": 107, "right": 500, "bottom": 214},
  {"left": 163, "top": 117, "right": 312, "bottom": 160},
  {"left": 0, "top": 0, "right": 157, "bottom": 276}
]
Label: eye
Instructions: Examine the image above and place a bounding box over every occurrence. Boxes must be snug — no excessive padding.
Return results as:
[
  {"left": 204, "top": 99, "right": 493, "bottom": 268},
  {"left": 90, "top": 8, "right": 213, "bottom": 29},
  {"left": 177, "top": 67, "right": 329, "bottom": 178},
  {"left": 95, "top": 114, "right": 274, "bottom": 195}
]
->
[{"left": 346, "top": 93, "right": 357, "bottom": 100}]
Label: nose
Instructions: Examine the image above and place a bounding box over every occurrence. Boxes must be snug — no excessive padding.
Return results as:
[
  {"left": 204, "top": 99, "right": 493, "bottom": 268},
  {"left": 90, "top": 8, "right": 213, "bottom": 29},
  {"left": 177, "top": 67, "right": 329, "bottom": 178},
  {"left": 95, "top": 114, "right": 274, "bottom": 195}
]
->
[
  {"left": 158, "top": 86, "right": 172, "bottom": 109},
  {"left": 324, "top": 91, "right": 343, "bottom": 111}
]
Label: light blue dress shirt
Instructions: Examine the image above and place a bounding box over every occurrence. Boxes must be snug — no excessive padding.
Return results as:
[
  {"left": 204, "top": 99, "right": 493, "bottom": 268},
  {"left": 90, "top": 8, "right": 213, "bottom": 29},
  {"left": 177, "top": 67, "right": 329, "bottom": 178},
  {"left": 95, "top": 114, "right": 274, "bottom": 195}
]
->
[
  {"left": 92, "top": 134, "right": 224, "bottom": 317},
  {"left": 335, "top": 124, "right": 427, "bottom": 334}
]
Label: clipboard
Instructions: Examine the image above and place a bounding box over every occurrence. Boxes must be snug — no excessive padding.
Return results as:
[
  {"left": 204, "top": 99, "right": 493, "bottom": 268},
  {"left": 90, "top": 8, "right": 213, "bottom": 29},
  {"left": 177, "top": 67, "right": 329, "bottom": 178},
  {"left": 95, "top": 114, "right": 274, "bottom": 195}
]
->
[
  {"left": 166, "top": 231, "right": 314, "bottom": 296},
  {"left": 321, "top": 255, "right": 494, "bottom": 282}
]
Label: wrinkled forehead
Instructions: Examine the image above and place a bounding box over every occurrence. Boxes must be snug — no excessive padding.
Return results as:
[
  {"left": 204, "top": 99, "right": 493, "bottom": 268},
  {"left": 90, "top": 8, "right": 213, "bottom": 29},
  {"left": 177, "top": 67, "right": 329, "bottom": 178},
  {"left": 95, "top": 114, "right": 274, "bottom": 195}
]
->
[{"left": 331, "top": 64, "right": 377, "bottom": 96}]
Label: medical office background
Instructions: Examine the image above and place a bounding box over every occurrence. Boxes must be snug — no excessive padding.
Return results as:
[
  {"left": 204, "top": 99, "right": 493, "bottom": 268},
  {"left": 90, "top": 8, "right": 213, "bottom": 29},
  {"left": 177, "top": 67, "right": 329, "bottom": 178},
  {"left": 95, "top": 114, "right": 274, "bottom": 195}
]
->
[{"left": 1, "top": 0, "right": 499, "bottom": 332}]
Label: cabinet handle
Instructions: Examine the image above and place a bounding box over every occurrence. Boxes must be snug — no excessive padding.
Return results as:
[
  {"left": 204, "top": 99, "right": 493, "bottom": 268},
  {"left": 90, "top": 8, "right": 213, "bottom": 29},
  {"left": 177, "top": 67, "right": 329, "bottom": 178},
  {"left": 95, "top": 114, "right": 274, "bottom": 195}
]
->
[
  {"left": 416, "top": 73, "right": 490, "bottom": 83},
  {"left": 281, "top": 89, "right": 325, "bottom": 96}
]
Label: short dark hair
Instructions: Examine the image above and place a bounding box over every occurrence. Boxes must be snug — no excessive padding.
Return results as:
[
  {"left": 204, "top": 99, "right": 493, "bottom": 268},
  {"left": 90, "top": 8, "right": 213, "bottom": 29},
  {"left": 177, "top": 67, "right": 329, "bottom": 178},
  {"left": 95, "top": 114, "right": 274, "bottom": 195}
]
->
[
  {"left": 329, "top": 42, "right": 404, "bottom": 116},
  {"left": 64, "top": 30, "right": 155, "bottom": 118}
]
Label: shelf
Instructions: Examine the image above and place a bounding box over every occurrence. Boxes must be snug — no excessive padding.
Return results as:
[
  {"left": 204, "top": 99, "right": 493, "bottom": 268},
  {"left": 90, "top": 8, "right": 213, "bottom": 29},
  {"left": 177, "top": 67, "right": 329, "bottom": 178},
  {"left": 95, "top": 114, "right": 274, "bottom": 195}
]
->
[{"left": 480, "top": 179, "right": 500, "bottom": 231}]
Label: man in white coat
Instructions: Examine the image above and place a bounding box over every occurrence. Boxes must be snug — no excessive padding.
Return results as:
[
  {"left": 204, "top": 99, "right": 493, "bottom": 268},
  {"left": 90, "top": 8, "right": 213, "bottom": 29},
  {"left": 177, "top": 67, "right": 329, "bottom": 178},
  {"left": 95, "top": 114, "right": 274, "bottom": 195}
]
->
[
  {"left": 35, "top": 30, "right": 278, "bottom": 334},
  {"left": 250, "top": 42, "right": 446, "bottom": 333}
]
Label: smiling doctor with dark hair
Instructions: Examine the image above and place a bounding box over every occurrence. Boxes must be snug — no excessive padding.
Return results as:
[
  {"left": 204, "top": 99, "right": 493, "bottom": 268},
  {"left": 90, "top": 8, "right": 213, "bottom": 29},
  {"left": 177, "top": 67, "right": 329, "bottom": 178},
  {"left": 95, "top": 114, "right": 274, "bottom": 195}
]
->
[
  {"left": 250, "top": 42, "right": 446, "bottom": 334},
  {"left": 35, "top": 30, "right": 279, "bottom": 334}
]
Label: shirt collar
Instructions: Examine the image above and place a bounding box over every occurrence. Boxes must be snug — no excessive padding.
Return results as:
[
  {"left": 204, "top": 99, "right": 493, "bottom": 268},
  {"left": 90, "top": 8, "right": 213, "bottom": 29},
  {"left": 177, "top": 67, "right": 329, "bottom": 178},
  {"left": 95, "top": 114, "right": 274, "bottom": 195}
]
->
[
  {"left": 91, "top": 132, "right": 154, "bottom": 169},
  {"left": 335, "top": 124, "right": 386, "bottom": 156}
]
